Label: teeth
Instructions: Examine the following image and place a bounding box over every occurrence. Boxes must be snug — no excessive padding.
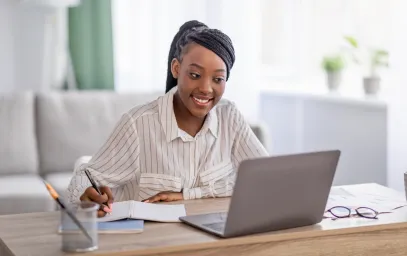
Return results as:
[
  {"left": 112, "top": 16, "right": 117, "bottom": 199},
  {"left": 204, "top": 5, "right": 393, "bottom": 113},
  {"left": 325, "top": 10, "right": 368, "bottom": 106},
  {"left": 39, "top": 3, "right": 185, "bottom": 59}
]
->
[{"left": 193, "top": 97, "right": 209, "bottom": 104}]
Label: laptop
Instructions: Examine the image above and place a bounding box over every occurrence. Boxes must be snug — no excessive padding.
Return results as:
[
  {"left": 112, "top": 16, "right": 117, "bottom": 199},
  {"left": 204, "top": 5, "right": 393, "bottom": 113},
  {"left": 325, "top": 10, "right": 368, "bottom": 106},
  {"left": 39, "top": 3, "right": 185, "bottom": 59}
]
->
[{"left": 179, "top": 150, "right": 341, "bottom": 238}]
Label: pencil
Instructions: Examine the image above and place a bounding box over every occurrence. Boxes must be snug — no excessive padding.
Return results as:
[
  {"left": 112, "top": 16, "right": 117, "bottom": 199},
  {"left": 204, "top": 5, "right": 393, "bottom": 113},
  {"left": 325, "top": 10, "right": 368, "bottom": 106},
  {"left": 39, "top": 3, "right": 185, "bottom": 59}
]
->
[{"left": 42, "top": 180, "right": 93, "bottom": 242}]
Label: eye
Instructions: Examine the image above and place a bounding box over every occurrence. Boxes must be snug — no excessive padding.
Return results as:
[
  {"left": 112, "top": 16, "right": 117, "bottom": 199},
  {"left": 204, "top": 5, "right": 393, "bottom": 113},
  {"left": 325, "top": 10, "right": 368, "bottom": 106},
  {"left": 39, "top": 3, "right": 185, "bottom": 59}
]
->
[
  {"left": 214, "top": 77, "right": 225, "bottom": 84},
  {"left": 189, "top": 73, "right": 201, "bottom": 79}
]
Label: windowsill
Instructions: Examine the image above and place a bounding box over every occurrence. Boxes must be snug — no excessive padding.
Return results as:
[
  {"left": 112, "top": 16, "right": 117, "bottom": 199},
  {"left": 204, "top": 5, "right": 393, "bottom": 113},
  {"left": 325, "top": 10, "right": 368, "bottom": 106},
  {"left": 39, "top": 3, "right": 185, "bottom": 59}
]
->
[{"left": 258, "top": 81, "right": 388, "bottom": 109}]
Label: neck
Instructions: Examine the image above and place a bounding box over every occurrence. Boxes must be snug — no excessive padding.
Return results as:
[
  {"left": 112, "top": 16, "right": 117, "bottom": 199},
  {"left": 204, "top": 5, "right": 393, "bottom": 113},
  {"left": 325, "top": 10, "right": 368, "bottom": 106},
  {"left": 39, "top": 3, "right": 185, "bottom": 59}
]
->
[{"left": 173, "top": 93, "right": 206, "bottom": 137}]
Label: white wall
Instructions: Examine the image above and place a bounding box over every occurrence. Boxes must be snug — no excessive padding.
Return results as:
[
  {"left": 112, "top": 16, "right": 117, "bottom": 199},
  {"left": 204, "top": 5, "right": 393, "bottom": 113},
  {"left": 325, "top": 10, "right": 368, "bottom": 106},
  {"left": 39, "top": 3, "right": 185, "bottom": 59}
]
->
[
  {"left": 385, "top": 0, "right": 407, "bottom": 192},
  {"left": 0, "top": 1, "right": 68, "bottom": 93},
  {"left": 0, "top": 1, "right": 44, "bottom": 92},
  {"left": 260, "top": 91, "right": 388, "bottom": 187},
  {"left": 0, "top": 0, "right": 15, "bottom": 92}
]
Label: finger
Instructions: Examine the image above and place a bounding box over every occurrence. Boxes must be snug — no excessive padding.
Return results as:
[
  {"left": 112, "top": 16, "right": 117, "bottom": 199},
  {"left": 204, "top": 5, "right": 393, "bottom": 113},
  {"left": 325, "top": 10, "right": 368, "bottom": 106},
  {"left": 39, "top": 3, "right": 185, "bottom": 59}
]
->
[
  {"left": 142, "top": 195, "right": 156, "bottom": 203},
  {"left": 145, "top": 196, "right": 158, "bottom": 203},
  {"left": 97, "top": 210, "right": 107, "bottom": 218},
  {"left": 159, "top": 193, "right": 170, "bottom": 201},
  {"left": 154, "top": 193, "right": 170, "bottom": 202},
  {"left": 161, "top": 192, "right": 181, "bottom": 202},
  {"left": 98, "top": 203, "right": 112, "bottom": 213},
  {"left": 99, "top": 186, "right": 114, "bottom": 208},
  {"left": 84, "top": 187, "right": 108, "bottom": 204},
  {"left": 146, "top": 195, "right": 161, "bottom": 203},
  {"left": 80, "top": 193, "right": 99, "bottom": 203},
  {"left": 80, "top": 193, "right": 111, "bottom": 213},
  {"left": 79, "top": 193, "right": 90, "bottom": 202}
]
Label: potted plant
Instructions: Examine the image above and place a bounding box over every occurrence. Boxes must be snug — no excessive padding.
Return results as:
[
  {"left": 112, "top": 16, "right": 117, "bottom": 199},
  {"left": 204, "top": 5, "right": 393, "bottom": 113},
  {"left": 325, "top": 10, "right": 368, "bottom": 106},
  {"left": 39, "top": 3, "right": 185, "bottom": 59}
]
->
[
  {"left": 321, "top": 55, "right": 345, "bottom": 92},
  {"left": 363, "top": 49, "right": 389, "bottom": 95},
  {"left": 344, "top": 36, "right": 389, "bottom": 95}
]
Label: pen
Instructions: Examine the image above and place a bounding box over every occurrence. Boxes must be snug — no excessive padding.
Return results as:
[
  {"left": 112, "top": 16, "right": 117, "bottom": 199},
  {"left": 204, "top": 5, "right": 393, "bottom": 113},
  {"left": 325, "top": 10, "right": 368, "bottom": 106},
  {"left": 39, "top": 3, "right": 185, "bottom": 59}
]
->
[
  {"left": 84, "top": 169, "right": 110, "bottom": 211},
  {"left": 42, "top": 180, "right": 93, "bottom": 242}
]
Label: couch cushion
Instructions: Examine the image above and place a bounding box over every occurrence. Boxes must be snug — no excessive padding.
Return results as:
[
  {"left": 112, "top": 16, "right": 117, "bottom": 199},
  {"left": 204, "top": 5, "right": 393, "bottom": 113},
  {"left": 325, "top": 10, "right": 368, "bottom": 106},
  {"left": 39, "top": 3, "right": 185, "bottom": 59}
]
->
[
  {"left": 0, "top": 175, "right": 56, "bottom": 214},
  {"left": 36, "top": 91, "right": 163, "bottom": 175},
  {"left": 0, "top": 92, "right": 38, "bottom": 175}
]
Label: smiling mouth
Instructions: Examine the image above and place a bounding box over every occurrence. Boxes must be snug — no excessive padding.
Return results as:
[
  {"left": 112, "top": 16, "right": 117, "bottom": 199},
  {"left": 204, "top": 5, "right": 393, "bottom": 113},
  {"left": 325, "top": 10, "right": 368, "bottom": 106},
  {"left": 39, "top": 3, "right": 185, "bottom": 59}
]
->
[{"left": 191, "top": 96, "right": 213, "bottom": 106}]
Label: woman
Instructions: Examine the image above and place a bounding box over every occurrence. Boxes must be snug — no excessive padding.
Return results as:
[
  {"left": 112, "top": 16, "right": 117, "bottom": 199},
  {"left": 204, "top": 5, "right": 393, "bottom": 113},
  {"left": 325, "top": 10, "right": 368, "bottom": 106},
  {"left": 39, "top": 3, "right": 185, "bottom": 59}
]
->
[{"left": 66, "top": 20, "right": 269, "bottom": 217}]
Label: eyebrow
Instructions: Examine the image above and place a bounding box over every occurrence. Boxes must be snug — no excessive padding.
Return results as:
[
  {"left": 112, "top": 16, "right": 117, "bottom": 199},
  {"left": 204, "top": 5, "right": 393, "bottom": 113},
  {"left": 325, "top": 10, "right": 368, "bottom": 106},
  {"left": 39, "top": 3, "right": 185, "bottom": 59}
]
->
[{"left": 189, "top": 63, "right": 226, "bottom": 73}]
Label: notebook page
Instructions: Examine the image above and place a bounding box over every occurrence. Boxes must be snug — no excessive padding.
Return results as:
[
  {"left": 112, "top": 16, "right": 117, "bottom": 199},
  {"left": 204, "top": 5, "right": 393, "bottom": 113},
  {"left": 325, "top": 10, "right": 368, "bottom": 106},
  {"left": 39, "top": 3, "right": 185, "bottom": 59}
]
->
[
  {"left": 131, "top": 201, "right": 187, "bottom": 222},
  {"left": 97, "top": 201, "right": 131, "bottom": 222}
]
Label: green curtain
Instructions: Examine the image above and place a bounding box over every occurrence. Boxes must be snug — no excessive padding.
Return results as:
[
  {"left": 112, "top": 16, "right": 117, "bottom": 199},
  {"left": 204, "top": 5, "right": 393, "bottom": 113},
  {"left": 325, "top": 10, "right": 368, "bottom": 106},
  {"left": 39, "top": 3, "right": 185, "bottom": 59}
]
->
[{"left": 68, "top": 0, "right": 114, "bottom": 90}]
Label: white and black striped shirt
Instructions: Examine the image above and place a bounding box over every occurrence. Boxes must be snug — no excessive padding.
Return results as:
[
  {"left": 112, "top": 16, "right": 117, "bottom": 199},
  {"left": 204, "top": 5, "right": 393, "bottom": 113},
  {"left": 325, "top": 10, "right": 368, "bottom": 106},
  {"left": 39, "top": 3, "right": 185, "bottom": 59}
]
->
[{"left": 66, "top": 86, "right": 269, "bottom": 205}]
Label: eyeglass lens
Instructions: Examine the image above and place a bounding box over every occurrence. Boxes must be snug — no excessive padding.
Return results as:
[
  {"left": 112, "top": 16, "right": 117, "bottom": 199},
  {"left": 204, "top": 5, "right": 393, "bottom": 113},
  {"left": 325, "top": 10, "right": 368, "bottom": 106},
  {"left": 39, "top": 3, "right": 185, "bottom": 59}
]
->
[
  {"left": 329, "top": 206, "right": 351, "bottom": 218},
  {"left": 355, "top": 207, "right": 378, "bottom": 219},
  {"left": 328, "top": 206, "right": 378, "bottom": 219}
]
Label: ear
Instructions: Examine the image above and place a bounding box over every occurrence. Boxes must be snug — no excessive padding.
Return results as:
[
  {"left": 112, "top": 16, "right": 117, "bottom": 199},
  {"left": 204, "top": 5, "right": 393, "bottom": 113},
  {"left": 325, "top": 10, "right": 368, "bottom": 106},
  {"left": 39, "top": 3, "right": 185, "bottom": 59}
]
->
[{"left": 171, "top": 58, "right": 180, "bottom": 79}]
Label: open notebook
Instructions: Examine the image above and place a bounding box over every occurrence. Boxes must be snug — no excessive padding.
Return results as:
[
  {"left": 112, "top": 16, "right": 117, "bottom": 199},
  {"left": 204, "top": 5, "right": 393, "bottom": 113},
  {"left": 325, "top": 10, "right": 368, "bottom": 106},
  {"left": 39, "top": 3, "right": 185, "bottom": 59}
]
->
[{"left": 98, "top": 200, "right": 187, "bottom": 223}]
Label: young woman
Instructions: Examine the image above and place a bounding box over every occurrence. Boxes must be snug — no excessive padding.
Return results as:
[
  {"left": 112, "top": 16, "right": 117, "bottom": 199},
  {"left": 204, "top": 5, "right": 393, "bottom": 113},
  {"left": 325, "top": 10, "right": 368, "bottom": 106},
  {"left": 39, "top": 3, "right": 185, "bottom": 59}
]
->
[{"left": 66, "top": 20, "right": 269, "bottom": 217}]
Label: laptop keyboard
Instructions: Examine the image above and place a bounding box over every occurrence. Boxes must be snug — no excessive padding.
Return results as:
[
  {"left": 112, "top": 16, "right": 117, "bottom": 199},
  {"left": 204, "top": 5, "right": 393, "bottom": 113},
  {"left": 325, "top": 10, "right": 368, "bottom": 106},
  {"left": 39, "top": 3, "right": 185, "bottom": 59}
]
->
[{"left": 203, "top": 222, "right": 225, "bottom": 232}]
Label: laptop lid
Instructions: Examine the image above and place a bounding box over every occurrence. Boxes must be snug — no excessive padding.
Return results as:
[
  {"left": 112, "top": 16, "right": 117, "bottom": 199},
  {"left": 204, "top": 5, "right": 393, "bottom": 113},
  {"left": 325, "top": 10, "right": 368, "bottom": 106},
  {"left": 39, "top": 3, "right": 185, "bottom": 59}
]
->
[{"left": 222, "top": 150, "right": 340, "bottom": 237}]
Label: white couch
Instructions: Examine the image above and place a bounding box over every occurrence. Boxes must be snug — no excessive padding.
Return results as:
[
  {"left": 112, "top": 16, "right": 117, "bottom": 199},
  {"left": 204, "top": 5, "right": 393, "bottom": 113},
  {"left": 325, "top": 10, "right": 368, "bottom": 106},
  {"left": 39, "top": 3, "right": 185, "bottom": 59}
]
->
[{"left": 0, "top": 91, "right": 268, "bottom": 215}]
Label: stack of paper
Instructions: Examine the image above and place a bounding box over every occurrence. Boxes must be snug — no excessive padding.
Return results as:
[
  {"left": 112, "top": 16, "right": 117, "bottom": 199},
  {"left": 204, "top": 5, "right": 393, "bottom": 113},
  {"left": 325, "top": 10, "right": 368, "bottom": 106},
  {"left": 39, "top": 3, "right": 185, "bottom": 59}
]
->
[{"left": 326, "top": 186, "right": 407, "bottom": 214}]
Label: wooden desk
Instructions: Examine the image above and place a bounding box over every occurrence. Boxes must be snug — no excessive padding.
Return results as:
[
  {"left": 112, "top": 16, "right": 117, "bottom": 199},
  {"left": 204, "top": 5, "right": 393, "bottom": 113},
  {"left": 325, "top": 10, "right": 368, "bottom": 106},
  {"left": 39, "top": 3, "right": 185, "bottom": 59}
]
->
[{"left": 1, "top": 183, "right": 407, "bottom": 256}]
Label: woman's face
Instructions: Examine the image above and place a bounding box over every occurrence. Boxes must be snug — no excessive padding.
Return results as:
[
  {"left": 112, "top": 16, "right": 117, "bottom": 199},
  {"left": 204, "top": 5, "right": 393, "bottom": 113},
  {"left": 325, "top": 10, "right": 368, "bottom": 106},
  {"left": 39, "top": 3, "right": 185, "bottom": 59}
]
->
[{"left": 171, "top": 43, "right": 227, "bottom": 119}]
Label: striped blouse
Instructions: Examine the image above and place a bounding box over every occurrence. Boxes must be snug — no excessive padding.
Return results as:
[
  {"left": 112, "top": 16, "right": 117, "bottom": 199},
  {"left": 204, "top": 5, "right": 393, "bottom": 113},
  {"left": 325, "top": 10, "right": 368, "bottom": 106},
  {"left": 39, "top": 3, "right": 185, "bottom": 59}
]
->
[{"left": 65, "top": 86, "right": 269, "bottom": 205}]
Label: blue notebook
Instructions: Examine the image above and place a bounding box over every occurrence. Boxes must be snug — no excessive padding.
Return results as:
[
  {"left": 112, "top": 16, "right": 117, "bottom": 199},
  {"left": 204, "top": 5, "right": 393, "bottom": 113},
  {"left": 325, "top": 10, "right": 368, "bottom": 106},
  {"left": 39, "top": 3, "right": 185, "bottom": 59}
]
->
[{"left": 58, "top": 219, "right": 144, "bottom": 234}]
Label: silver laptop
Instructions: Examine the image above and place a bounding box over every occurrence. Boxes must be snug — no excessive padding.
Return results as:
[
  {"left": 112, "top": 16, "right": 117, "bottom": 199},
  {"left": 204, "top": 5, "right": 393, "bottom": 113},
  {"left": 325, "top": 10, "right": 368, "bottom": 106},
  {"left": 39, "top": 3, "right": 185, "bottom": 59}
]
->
[{"left": 179, "top": 150, "right": 341, "bottom": 238}]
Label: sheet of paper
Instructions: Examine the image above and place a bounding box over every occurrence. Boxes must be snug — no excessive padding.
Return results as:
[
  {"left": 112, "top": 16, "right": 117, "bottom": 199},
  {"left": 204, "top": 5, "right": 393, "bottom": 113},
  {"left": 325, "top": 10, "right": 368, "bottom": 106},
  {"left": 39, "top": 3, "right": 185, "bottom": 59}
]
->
[
  {"left": 132, "top": 201, "right": 186, "bottom": 222},
  {"left": 97, "top": 201, "right": 131, "bottom": 222},
  {"left": 326, "top": 186, "right": 407, "bottom": 214}
]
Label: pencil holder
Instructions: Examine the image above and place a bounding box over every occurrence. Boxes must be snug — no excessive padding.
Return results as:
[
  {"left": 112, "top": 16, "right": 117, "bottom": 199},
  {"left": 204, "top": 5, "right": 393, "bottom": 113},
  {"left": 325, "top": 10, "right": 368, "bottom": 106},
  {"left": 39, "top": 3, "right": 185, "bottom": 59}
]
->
[{"left": 60, "top": 201, "right": 99, "bottom": 252}]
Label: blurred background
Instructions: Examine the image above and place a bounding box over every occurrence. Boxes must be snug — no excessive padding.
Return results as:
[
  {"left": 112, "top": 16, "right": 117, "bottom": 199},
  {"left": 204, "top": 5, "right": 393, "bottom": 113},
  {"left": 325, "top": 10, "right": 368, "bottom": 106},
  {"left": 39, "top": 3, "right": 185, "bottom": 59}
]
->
[{"left": 1, "top": 0, "right": 407, "bottom": 214}]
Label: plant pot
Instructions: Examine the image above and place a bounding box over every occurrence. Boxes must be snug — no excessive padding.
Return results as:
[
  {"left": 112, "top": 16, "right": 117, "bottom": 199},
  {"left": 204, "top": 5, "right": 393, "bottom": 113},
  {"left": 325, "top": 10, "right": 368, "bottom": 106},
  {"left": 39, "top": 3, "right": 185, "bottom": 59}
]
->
[
  {"left": 326, "top": 71, "right": 341, "bottom": 91},
  {"left": 363, "top": 77, "right": 381, "bottom": 95}
]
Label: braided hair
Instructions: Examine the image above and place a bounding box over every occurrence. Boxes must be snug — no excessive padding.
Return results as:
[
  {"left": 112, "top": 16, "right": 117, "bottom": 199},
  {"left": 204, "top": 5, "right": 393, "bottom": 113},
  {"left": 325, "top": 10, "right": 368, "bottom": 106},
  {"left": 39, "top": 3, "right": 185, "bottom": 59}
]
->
[{"left": 165, "top": 20, "right": 236, "bottom": 93}]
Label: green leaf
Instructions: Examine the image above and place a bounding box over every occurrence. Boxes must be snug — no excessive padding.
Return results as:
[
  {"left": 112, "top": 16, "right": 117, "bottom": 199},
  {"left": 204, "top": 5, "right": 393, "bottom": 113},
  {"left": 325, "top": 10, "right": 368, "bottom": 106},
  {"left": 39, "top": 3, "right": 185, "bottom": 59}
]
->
[
  {"left": 321, "top": 55, "right": 345, "bottom": 72},
  {"left": 344, "top": 36, "right": 358, "bottom": 48}
]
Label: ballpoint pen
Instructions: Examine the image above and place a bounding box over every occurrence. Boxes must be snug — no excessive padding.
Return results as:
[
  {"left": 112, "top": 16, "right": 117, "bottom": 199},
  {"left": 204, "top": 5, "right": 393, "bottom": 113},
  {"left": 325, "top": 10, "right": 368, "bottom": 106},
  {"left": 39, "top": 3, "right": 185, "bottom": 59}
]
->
[
  {"left": 42, "top": 180, "right": 93, "bottom": 242},
  {"left": 84, "top": 169, "right": 110, "bottom": 212}
]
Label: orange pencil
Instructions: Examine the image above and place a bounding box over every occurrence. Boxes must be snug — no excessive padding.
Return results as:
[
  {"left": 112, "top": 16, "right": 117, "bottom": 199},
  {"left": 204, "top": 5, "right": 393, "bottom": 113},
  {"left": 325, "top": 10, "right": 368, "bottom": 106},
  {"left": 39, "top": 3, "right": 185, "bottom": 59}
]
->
[{"left": 43, "top": 180, "right": 93, "bottom": 242}]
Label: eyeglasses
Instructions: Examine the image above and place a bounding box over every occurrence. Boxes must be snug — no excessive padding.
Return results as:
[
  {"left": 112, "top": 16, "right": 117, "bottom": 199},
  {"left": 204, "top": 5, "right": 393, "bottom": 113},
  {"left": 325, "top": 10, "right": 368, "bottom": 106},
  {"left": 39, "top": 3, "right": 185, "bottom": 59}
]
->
[{"left": 325, "top": 206, "right": 379, "bottom": 220}]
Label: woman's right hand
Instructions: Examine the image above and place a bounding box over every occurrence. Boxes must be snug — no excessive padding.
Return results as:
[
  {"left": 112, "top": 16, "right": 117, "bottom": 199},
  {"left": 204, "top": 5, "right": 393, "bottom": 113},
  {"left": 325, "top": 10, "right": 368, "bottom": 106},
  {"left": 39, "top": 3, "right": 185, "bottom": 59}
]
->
[{"left": 79, "top": 186, "right": 114, "bottom": 217}]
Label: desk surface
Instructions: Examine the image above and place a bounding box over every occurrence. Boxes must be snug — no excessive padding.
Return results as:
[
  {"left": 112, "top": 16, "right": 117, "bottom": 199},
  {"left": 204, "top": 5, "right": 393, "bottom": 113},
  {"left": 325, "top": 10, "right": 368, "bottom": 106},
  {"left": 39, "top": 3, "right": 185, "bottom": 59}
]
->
[{"left": 1, "top": 183, "right": 407, "bottom": 256}]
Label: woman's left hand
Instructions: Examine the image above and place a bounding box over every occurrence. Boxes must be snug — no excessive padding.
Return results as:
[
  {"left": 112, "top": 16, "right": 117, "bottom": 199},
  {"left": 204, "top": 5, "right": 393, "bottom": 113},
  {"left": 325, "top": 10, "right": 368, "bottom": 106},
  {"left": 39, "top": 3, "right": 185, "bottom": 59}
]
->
[{"left": 142, "top": 192, "right": 184, "bottom": 203}]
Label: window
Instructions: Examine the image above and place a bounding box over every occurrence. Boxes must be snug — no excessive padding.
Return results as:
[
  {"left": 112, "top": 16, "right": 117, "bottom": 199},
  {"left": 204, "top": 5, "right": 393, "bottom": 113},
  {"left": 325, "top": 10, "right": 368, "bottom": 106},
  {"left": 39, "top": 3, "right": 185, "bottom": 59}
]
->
[
  {"left": 112, "top": 0, "right": 394, "bottom": 95},
  {"left": 112, "top": 0, "right": 212, "bottom": 93},
  {"left": 112, "top": 0, "right": 302, "bottom": 93}
]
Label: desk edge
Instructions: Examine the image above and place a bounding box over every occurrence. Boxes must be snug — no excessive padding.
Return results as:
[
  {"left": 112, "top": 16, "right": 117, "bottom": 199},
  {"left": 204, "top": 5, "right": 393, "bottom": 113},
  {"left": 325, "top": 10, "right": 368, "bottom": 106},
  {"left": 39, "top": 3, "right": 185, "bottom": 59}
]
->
[
  {"left": 93, "top": 220, "right": 407, "bottom": 256},
  {"left": 0, "top": 237, "right": 14, "bottom": 256}
]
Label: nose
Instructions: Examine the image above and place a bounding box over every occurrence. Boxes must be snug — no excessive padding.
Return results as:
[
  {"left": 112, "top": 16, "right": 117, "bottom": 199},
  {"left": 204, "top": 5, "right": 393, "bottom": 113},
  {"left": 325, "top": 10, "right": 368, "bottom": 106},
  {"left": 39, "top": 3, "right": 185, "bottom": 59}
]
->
[{"left": 198, "top": 78, "right": 213, "bottom": 95}]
